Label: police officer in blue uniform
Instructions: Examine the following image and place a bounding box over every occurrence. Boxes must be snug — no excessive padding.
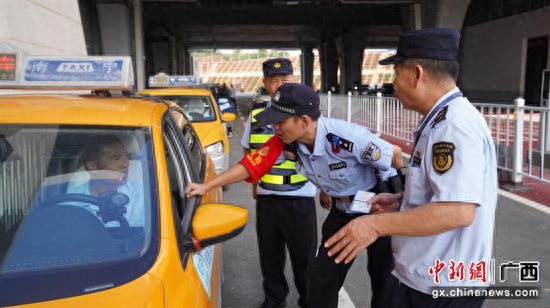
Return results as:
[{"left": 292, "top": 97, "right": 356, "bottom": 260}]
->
[
  {"left": 253, "top": 83, "right": 403, "bottom": 308},
  {"left": 242, "top": 58, "right": 318, "bottom": 308},
  {"left": 186, "top": 83, "right": 403, "bottom": 308},
  {"left": 324, "top": 28, "right": 498, "bottom": 308}
]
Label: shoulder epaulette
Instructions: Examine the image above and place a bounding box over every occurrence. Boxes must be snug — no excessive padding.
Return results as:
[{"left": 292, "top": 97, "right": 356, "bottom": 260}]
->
[{"left": 432, "top": 105, "right": 449, "bottom": 128}]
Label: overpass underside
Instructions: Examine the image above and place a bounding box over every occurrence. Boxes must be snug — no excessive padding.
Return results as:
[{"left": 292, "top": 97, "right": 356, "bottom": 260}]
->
[{"left": 79, "top": 0, "right": 431, "bottom": 92}]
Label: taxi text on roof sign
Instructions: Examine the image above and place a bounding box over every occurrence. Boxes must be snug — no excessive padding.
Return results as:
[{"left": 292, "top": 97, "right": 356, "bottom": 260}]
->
[
  {"left": 19, "top": 57, "right": 133, "bottom": 90},
  {"left": 0, "top": 43, "right": 134, "bottom": 91},
  {"left": 148, "top": 73, "right": 200, "bottom": 88}
]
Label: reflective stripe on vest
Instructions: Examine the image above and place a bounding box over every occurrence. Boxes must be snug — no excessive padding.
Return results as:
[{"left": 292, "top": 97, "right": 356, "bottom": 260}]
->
[{"left": 249, "top": 105, "right": 307, "bottom": 191}]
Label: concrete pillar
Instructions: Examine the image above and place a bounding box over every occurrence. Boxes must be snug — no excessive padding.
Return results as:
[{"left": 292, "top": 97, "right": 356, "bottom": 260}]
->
[
  {"left": 96, "top": 3, "right": 132, "bottom": 55},
  {"left": 183, "top": 47, "right": 193, "bottom": 75},
  {"left": 301, "top": 48, "right": 314, "bottom": 87},
  {"left": 413, "top": 3, "right": 422, "bottom": 30},
  {"left": 419, "top": 0, "right": 470, "bottom": 29},
  {"left": 133, "top": 0, "right": 145, "bottom": 91},
  {"left": 400, "top": 3, "right": 422, "bottom": 32},
  {"left": 319, "top": 39, "right": 338, "bottom": 92},
  {"left": 178, "top": 44, "right": 185, "bottom": 73},
  {"left": 151, "top": 40, "right": 171, "bottom": 74},
  {"left": 0, "top": 0, "right": 86, "bottom": 56},
  {"left": 169, "top": 35, "right": 177, "bottom": 74},
  {"left": 336, "top": 28, "right": 367, "bottom": 94}
]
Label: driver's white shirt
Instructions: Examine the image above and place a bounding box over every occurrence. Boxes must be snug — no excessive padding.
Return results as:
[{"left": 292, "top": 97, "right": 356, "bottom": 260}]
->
[{"left": 67, "top": 180, "right": 145, "bottom": 227}]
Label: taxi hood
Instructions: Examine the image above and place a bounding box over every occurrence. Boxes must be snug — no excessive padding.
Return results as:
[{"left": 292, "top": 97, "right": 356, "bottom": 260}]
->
[{"left": 192, "top": 121, "right": 226, "bottom": 148}]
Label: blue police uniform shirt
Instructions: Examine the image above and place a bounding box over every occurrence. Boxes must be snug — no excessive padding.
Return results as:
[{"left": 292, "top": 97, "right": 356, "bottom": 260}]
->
[
  {"left": 294, "top": 116, "right": 394, "bottom": 211},
  {"left": 241, "top": 112, "right": 316, "bottom": 197},
  {"left": 392, "top": 88, "right": 498, "bottom": 294}
]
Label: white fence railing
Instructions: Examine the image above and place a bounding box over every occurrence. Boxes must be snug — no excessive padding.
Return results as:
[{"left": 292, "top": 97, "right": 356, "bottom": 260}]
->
[{"left": 319, "top": 92, "right": 550, "bottom": 185}]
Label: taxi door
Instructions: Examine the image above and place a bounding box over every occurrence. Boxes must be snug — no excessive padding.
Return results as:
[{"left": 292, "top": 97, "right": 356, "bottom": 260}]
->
[{"left": 157, "top": 108, "right": 222, "bottom": 307}]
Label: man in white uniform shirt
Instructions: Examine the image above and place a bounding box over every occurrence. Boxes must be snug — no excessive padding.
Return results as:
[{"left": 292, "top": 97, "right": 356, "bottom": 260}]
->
[{"left": 324, "top": 28, "right": 498, "bottom": 308}]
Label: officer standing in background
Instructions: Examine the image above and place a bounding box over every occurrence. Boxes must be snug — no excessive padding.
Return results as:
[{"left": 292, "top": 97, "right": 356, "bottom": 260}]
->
[
  {"left": 325, "top": 28, "right": 498, "bottom": 308},
  {"left": 241, "top": 58, "right": 318, "bottom": 308},
  {"left": 186, "top": 83, "right": 404, "bottom": 308}
]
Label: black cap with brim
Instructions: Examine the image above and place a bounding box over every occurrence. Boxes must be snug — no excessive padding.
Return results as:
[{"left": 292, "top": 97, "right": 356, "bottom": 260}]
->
[
  {"left": 254, "top": 83, "right": 320, "bottom": 125},
  {"left": 378, "top": 54, "right": 406, "bottom": 65},
  {"left": 378, "top": 28, "right": 460, "bottom": 65},
  {"left": 254, "top": 108, "right": 292, "bottom": 125}
]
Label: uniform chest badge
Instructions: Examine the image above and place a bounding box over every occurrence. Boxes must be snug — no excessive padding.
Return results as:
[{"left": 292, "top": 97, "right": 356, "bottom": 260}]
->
[
  {"left": 413, "top": 151, "right": 422, "bottom": 165},
  {"left": 325, "top": 133, "right": 353, "bottom": 153},
  {"left": 432, "top": 142, "right": 454, "bottom": 174}
]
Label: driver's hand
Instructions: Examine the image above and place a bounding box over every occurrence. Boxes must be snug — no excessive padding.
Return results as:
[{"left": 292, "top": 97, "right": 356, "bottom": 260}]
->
[{"left": 185, "top": 183, "right": 207, "bottom": 197}]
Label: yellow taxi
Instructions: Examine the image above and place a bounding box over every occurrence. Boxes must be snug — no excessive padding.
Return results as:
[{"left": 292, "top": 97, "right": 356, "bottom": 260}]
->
[
  {"left": 138, "top": 74, "right": 235, "bottom": 175},
  {"left": 0, "top": 50, "right": 247, "bottom": 307}
]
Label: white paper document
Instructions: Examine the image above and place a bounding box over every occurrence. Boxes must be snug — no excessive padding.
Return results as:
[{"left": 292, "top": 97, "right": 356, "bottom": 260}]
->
[{"left": 348, "top": 190, "right": 376, "bottom": 214}]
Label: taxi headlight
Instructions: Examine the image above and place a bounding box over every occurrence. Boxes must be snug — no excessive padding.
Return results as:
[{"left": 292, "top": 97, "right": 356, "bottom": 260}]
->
[{"left": 206, "top": 141, "right": 224, "bottom": 157}]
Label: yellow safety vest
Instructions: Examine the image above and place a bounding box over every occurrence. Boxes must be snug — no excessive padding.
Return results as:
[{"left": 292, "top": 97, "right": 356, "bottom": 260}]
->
[{"left": 249, "top": 105, "right": 308, "bottom": 191}]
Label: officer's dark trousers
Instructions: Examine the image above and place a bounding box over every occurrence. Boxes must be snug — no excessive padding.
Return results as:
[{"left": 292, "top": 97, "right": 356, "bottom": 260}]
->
[
  {"left": 256, "top": 196, "right": 318, "bottom": 307},
  {"left": 308, "top": 207, "right": 398, "bottom": 308},
  {"left": 396, "top": 282, "right": 485, "bottom": 308}
]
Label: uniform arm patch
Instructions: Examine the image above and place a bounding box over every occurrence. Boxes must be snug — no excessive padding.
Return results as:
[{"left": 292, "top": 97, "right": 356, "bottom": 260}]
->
[
  {"left": 361, "top": 142, "right": 381, "bottom": 162},
  {"left": 432, "top": 142, "right": 455, "bottom": 174}
]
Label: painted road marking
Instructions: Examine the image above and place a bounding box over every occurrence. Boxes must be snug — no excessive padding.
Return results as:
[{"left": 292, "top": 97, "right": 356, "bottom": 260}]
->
[{"left": 338, "top": 288, "right": 356, "bottom": 308}]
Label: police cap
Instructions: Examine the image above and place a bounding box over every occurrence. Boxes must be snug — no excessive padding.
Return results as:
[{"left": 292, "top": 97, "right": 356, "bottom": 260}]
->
[
  {"left": 254, "top": 83, "right": 319, "bottom": 125},
  {"left": 262, "top": 58, "right": 293, "bottom": 77},
  {"left": 379, "top": 28, "right": 460, "bottom": 65}
]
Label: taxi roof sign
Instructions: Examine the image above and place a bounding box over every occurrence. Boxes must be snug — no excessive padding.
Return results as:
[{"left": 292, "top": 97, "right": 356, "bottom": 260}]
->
[
  {"left": 148, "top": 73, "right": 199, "bottom": 88},
  {"left": 0, "top": 45, "right": 134, "bottom": 91}
]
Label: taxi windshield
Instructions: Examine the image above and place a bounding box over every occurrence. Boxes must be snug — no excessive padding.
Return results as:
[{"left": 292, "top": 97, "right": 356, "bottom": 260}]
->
[
  {"left": 0, "top": 125, "right": 159, "bottom": 304},
  {"left": 163, "top": 95, "right": 217, "bottom": 122}
]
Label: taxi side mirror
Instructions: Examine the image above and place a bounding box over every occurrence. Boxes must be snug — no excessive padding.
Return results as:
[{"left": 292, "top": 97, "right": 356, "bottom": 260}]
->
[
  {"left": 189, "top": 203, "right": 247, "bottom": 250},
  {"left": 222, "top": 112, "right": 236, "bottom": 123}
]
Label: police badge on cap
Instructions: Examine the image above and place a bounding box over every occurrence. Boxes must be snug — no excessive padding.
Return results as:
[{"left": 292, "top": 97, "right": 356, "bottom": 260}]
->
[
  {"left": 262, "top": 58, "right": 293, "bottom": 77},
  {"left": 254, "top": 83, "right": 320, "bottom": 125}
]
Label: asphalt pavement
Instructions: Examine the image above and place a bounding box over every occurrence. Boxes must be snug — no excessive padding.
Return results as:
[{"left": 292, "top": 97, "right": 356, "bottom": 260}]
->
[{"left": 220, "top": 94, "right": 549, "bottom": 308}]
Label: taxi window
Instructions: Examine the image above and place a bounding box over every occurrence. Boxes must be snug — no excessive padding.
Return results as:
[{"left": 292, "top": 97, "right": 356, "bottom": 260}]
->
[
  {"left": 162, "top": 114, "right": 201, "bottom": 267},
  {"left": 0, "top": 125, "right": 159, "bottom": 306},
  {"left": 164, "top": 95, "right": 217, "bottom": 122},
  {"left": 171, "top": 110, "right": 205, "bottom": 179}
]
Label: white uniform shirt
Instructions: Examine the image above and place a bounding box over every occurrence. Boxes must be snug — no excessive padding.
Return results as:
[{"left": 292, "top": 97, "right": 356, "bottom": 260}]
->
[
  {"left": 392, "top": 88, "right": 498, "bottom": 294},
  {"left": 67, "top": 179, "right": 145, "bottom": 227}
]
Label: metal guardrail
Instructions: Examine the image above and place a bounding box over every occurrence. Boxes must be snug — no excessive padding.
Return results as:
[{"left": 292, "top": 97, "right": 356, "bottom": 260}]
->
[{"left": 320, "top": 92, "right": 550, "bottom": 185}]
